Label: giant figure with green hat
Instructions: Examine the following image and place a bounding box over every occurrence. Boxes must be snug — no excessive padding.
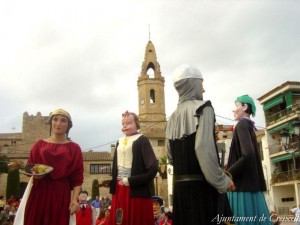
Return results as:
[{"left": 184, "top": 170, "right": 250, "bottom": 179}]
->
[{"left": 226, "top": 94, "right": 272, "bottom": 225}]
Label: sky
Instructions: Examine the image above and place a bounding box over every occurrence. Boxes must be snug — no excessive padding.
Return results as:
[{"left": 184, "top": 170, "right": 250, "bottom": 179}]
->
[{"left": 0, "top": 0, "right": 299, "bottom": 152}]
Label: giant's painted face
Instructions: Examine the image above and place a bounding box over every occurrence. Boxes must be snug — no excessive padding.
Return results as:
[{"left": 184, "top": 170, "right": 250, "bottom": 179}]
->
[
  {"left": 233, "top": 102, "right": 247, "bottom": 121},
  {"left": 51, "top": 115, "right": 69, "bottom": 135},
  {"left": 153, "top": 201, "right": 161, "bottom": 216},
  {"left": 122, "top": 114, "right": 138, "bottom": 136},
  {"left": 78, "top": 192, "right": 88, "bottom": 203}
]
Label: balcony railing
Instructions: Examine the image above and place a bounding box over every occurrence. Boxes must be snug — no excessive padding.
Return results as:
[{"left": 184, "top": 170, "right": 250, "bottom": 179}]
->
[
  {"left": 266, "top": 104, "right": 300, "bottom": 126},
  {"left": 271, "top": 169, "right": 300, "bottom": 184}
]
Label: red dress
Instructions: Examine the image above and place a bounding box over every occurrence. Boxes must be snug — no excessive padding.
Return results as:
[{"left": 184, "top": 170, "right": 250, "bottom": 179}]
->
[{"left": 24, "top": 140, "right": 84, "bottom": 225}]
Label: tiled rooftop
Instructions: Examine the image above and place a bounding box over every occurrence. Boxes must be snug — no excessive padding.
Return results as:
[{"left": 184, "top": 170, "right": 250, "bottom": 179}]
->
[{"left": 82, "top": 151, "right": 112, "bottom": 161}]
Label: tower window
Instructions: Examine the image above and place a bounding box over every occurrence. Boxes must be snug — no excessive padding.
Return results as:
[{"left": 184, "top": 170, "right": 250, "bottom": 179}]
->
[
  {"left": 150, "top": 89, "right": 155, "bottom": 103},
  {"left": 158, "top": 140, "right": 165, "bottom": 146}
]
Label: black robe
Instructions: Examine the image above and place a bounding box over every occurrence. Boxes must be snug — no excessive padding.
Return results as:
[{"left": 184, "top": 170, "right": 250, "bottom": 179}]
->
[{"left": 167, "top": 102, "right": 233, "bottom": 225}]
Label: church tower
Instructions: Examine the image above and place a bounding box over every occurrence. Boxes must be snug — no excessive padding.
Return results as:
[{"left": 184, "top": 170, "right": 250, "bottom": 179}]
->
[{"left": 137, "top": 40, "right": 166, "bottom": 159}]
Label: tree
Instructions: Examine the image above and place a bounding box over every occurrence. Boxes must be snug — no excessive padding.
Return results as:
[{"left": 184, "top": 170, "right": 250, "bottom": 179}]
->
[
  {"left": 159, "top": 156, "right": 167, "bottom": 179},
  {"left": 0, "top": 155, "right": 8, "bottom": 173},
  {"left": 91, "top": 179, "right": 100, "bottom": 200},
  {"left": 6, "top": 168, "right": 20, "bottom": 200}
]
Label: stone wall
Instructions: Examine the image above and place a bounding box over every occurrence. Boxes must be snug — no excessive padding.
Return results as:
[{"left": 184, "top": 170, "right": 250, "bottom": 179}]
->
[
  {"left": 156, "top": 176, "right": 169, "bottom": 207},
  {"left": 0, "top": 174, "right": 7, "bottom": 199},
  {"left": 21, "top": 112, "right": 49, "bottom": 153}
]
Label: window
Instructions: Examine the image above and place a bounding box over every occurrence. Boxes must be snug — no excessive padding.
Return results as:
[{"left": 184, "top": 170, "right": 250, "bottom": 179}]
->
[
  {"left": 90, "top": 164, "right": 112, "bottom": 174},
  {"left": 158, "top": 140, "right": 165, "bottom": 146},
  {"left": 150, "top": 89, "right": 155, "bottom": 103},
  {"left": 281, "top": 197, "right": 294, "bottom": 202}
]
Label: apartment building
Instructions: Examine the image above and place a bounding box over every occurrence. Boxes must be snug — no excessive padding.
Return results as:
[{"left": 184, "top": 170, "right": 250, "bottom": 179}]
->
[{"left": 258, "top": 81, "right": 300, "bottom": 214}]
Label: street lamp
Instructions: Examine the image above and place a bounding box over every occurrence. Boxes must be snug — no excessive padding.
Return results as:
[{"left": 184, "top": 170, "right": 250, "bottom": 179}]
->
[
  {"left": 280, "top": 120, "right": 300, "bottom": 171},
  {"left": 167, "top": 167, "right": 173, "bottom": 175}
]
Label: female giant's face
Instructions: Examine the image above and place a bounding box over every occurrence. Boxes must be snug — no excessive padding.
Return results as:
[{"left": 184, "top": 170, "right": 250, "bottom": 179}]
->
[
  {"left": 233, "top": 102, "right": 247, "bottom": 121},
  {"left": 121, "top": 114, "right": 138, "bottom": 136},
  {"left": 51, "top": 115, "right": 69, "bottom": 135}
]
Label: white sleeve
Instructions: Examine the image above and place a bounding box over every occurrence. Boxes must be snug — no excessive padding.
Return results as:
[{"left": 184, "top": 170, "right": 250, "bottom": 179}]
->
[
  {"left": 166, "top": 141, "right": 173, "bottom": 165},
  {"left": 291, "top": 207, "right": 297, "bottom": 213}
]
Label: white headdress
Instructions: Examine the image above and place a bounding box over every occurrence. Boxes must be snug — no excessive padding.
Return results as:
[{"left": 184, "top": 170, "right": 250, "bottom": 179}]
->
[{"left": 172, "top": 64, "right": 203, "bottom": 84}]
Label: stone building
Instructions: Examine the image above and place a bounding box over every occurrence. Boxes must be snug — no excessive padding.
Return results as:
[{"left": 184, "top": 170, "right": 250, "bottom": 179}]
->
[
  {"left": 137, "top": 40, "right": 168, "bottom": 205},
  {"left": 137, "top": 40, "right": 167, "bottom": 159},
  {"left": 258, "top": 81, "right": 300, "bottom": 214},
  {"left": 0, "top": 112, "right": 48, "bottom": 156}
]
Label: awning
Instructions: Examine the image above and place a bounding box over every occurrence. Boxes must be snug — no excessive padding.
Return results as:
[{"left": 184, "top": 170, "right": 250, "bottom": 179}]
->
[
  {"left": 268, "top": 122, "right": 289, "bottom": 134},
  {"left": 271, "top": 152, "right": 300, "bottom": 163},
  {"left": 286, "top": 91, "right": 293, "bottom": 108},
  {"left": 263, "top": 95, "right": 284, "bottom": 110},
  {"left": 271, "top": 154, "right": 292, "bottom": 163}
]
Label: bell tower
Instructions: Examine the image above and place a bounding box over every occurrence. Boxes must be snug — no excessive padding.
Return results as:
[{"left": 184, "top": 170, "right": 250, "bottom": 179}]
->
[{"left": 137, "top": 40, "right": 166, "bottom": 158}]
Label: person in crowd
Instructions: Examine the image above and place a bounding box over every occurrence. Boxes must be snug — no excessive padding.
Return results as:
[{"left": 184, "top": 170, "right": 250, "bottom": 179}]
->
[
  {"left": 159, "top": 211, "right": 172, "bottom": 225},
  {"left": 291, "top": 205, "right": 300, "bottom": 225},
  {"left": 91, "top": 196, "right": 101, "bottom": 209},
  {"left": 8, "top": 205, "right": 16, "bottom": 218},
  {"left": 6, "top": 196, "right": 18, "bottom": 208},
  {"left": 0, "top": 205, "right": 10, "bottom": 225},
  {"left": 14, "top": 109, "right": 84, "bottom": 225},
  {"left": 152, "top": 196, "right": 164, "bottom": 225},
  {"left": 104, "top": 196, "right": 111, "bottom": 208},
  {"left": 226, "top": 95, "right": 272, "bottom": 225},
  {"left": 95, "top": 209, "right": 106, "bottom": 225},
  {"left": 165, "top": 64, "right": 235, "bottom": 225},
  {"left": 0, "top": 196, "right": 4, "bottom": 212},
  {"left": 76, "top": 191, "right": 94, "bottom": 225},
  {"left": 96, "top": 208, "right": 110, "bottom": 225},
  {"left": 100, "top": 197, "right": 105, "bottom": 209},
  {"left": 91, "top": 195, "right": 101, "bottom": 219},
  {"left": 109, "top": 111, "right": 158, "bottom": 225},
  {"left": 8, "top": 212, "right": 15, "bottom": 225}
]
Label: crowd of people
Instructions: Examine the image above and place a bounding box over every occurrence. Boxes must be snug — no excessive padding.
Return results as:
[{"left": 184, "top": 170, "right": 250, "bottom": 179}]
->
[
  {"left": 75, "top": 191, "right": 112, "bottom": 225},
  {"left": 1, "top": 64, "right": 294, "bottom": 225},
  {"left": 0, "top": 195, "right": 20, "bottom": 225}
]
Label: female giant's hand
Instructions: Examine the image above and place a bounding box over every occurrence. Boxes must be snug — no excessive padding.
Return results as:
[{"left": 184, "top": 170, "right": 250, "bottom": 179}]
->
[{"left": 69, "top": 199, "right": 80, "bottom": 215}]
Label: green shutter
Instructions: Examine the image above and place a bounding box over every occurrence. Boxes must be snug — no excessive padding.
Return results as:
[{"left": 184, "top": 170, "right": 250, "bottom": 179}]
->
[
  {"left": 268, "top": 122, "right": 290, "bottom": 134},
  {"left": 286, "top": 91, "right": 293, "bottom": 108},
  {"left": 271, "top": 154, "right": 292, "bottom": 163},
  {"left": 263, "top": 95, "right": 284, "bottom": 110},
  {"left": 271, "top": 152, "right": 300, "bottom": 163}
]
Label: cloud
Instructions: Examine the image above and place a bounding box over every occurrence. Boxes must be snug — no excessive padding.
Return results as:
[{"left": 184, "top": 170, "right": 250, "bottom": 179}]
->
[{"left": 0, "top": 0, "right": 299, "bottom": 150}]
